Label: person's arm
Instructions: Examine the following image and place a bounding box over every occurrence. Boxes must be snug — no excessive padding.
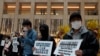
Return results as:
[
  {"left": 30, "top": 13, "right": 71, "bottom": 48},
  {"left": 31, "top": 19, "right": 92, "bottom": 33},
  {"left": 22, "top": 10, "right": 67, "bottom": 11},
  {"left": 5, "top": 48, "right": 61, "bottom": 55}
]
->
[
  {"left": 25, "top": 31, "right": 37, "bottom": 46},
  {"left": 51, "top": 37, "right": 56, "bottom": 56},
  {"left": 81, "top": 32, "right": 99, "bottom": 56}
]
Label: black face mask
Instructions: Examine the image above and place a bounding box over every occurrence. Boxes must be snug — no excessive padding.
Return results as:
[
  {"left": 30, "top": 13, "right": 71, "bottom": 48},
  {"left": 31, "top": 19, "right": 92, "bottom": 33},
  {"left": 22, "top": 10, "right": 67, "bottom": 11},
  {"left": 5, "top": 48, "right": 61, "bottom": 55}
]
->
[{"left": 39, "top": 24, "right": 49, "bottom": 40}]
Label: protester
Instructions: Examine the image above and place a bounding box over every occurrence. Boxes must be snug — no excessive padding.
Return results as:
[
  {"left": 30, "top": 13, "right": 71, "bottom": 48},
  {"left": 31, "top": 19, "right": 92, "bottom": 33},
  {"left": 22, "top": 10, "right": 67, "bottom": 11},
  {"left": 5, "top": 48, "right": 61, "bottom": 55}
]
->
[
  {"left": 19, "top": 20, "right": 37, "bottom": 56},
  {"left": 10, "top": 32, "right": 21, "bottom": 56},
  {"left": 33, "top": 24, "right": 56, "bottom": 56},
  {"left": 60, "top": 12, "right": 99, "bottom": 56},
  {"left": 4, "top": 35, "right": 12, "bottom": 56}
]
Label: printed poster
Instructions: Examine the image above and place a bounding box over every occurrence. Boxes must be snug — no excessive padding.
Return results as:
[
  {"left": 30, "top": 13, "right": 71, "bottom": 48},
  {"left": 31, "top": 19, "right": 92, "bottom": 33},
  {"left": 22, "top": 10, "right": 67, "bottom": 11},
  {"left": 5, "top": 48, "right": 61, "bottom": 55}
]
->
[
  {"left": 33, "top": 41, "right": 53, "bottom": 56},
  {"left": 54, "top": 40, "right": 83, "bottom": 56}
]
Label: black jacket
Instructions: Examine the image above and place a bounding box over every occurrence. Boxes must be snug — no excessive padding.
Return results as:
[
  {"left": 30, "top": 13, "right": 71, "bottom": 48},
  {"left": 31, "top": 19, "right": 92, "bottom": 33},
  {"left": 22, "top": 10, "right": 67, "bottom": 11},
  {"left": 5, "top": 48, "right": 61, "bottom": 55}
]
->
[
  {"left": 39, "top": 36, "right": 56, "bottom": 56},
  {"left": 63, "top": 30, "right": 99, "bottom": 56},
  {"left": 39, "top": 24, "right": 56, "bottom": 56}
]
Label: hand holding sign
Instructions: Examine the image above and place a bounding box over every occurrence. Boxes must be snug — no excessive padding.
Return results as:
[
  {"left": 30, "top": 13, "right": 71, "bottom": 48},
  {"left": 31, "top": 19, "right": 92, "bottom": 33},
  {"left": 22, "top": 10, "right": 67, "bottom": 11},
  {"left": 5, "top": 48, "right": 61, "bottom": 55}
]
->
[{"left": 75, "top": 50, "right": 83, "bottom": 56}]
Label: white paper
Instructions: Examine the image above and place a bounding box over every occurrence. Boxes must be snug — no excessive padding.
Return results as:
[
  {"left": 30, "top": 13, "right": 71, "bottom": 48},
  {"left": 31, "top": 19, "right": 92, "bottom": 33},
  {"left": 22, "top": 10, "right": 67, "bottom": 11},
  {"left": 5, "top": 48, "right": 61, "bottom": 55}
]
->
[
  {"left": 12, "top": 45, "right": 18, "bottom": 52},
  {"left": 1, "top": 40, "right": 5, "bottom": 46},
  {"left": 33, "top": 41, "right": 53, "bottom": 56},
  {"left": 54, "top": 39, "right": 83, "bottom": 56},
  {"left": 12, "top": 39, "right": 19, "bottom": 52}
]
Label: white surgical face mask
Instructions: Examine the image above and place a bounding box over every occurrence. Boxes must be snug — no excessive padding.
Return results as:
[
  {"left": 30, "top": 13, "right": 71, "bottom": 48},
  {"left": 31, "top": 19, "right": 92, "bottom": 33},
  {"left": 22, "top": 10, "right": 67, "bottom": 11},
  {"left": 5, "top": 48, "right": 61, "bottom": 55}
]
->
[{"left": 71, "top": 21, "right": 82, "bottom": 30}]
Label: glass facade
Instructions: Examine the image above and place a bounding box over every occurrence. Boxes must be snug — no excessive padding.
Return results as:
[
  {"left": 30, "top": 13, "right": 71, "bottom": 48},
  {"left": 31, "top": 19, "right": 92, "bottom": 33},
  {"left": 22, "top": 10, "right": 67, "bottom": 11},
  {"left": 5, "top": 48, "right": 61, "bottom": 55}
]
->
[
  {"left": 51, "top": 3, "right": 64, "bottom": 15},
  {"left": 0, "top": 0, "right": 100, "bottom": 35},
  {"left": 84, "top": 3, "right": 98, "bottom": 15},
  {"left": 35, "top": 3, "right": 47, "bottom": 15},
  {"left": 3, "top": 3, "right": 16, "bottom": 14}
]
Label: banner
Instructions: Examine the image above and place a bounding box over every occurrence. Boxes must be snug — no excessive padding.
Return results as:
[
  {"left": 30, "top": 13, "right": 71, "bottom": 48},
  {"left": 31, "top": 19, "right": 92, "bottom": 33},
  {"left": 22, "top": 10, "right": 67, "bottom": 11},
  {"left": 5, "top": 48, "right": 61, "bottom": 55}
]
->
[
  {"left": 33, "top": 41, "right": 53, "bottom": 56},
  {"left": 54, "top": 40, "right": 83, "bottom": 56}
]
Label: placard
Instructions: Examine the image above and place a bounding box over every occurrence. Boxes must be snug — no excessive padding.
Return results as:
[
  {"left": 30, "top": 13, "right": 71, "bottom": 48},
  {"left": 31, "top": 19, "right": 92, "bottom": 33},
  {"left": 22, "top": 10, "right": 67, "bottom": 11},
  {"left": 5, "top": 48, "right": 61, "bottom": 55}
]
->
[
  {"left": 33, "top": 41, "right": 53, "bottom": 56},
  {"left": 1, "top": 40, "right": 5, "bottom": 46},
  {"left": 54, "top": 40, "right": 83, "bottom": 56}
]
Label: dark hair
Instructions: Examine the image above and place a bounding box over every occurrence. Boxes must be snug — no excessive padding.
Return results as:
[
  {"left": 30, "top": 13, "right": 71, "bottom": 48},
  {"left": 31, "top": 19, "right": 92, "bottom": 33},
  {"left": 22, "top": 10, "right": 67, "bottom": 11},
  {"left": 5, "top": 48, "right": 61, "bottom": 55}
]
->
[
  {"left": 39, "top": 24, "right": 49, "bottom": 31},
  {"left": 22, "top": 20, "right": 32, "bottom": 27},
  {"left": 69, "top": 12, "right": 82, "bottom": 22}
]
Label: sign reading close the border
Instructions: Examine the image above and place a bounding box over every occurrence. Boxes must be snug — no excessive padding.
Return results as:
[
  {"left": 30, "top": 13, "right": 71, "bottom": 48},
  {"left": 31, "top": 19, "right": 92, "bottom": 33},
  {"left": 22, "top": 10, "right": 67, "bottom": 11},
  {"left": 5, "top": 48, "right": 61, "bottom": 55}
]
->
[
  {"left": 33, "top": 41, "right": 53, "bottom": 56},
  {"left": 54, "top": 40, "right": 83, "bottom": 56}
]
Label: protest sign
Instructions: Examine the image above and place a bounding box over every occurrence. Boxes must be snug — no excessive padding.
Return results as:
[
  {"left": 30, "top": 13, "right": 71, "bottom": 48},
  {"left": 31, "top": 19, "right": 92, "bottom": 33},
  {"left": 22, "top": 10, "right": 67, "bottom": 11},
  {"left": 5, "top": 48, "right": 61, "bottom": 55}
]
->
[
  {"left": 54, "top": 40, "right": 83, "bottom": 56},
  {"left": 1, "top": 40, "right": 5, "bottom": 46},
  {"left": 12, "top": 37, "right": 19, "bottom": 52},
  {"left": 33, "top": 41, "right": 53, "bottom": 56}
]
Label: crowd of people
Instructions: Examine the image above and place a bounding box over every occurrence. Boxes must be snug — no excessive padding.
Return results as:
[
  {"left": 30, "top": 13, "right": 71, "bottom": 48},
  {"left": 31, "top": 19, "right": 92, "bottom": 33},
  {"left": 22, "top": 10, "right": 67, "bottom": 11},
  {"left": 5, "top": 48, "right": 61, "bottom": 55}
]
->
[{"left": 0, "top": 12, "right": 99, "bottom": 56}]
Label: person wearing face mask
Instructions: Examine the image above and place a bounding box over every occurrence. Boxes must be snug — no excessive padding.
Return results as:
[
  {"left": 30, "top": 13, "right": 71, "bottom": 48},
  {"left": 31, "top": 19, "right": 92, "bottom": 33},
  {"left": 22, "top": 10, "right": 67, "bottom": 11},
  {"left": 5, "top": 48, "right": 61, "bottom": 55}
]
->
[
  {"left": 19, "top": 20, "right": 37, "bottom": 56},
  {"left": 61, "top": 12, "right": 99, "bottom": 56},
  {"left": 33, "top": 24, "right": 56, "bottom": 56}
]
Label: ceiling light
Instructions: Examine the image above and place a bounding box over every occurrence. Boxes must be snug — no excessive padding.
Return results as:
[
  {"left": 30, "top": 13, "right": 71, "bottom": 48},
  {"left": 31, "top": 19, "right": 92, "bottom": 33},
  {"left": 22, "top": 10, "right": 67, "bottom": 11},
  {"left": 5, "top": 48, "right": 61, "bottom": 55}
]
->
[
  {"left": 8, "top": 6, "right": 16, "bottom": 8},
  {"left": 85, "top": 6, "right": 95, "bottom": 9},
  {"left": 36, "top": 6, "right": 47, "bottom": 8},
  {"left": 22, "top": 6, "right": 31, "bottom": 8},
  {"left": 51, "top": 6, "right": 63, "bottom": 8},
  {"left": 68, "top": 6, "right": 79, "bottom": 8}
]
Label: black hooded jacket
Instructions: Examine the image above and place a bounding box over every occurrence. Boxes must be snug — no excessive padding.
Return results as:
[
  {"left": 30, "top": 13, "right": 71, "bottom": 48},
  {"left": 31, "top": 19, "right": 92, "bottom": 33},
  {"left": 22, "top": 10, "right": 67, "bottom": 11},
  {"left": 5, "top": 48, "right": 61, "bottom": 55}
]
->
[
  {"left": 39, "top": 24, "right": 56, "bottom": 56},
  {"left": 63, "top": 30, "right": 99, "bottom": 56}
]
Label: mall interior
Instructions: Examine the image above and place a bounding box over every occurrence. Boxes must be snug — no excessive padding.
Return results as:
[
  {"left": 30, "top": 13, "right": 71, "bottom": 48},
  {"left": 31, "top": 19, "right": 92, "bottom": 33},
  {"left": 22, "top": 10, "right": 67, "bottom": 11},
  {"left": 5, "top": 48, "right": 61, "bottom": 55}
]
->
[{"left": 0, "top": 0, "right": 100, "bottom": 55}]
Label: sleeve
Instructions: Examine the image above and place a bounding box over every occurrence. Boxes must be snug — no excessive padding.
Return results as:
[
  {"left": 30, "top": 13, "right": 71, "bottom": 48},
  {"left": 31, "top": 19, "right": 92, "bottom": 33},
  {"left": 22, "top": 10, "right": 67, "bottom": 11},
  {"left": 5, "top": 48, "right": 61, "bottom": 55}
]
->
[
  {"left": 25, "top": 31, "right": 37, "bottom": 46},
  {"left": 82, "top": 31, "right": 99, "bottom": 56},
  {"left": 51, "top": 37, "right": 56, "bottom": 56},
  {"left": 19, "top": 36, "right": 24, "bottom": 44},
  {"left": 63, "top": 34, "right": 68, "bottom": 39}
]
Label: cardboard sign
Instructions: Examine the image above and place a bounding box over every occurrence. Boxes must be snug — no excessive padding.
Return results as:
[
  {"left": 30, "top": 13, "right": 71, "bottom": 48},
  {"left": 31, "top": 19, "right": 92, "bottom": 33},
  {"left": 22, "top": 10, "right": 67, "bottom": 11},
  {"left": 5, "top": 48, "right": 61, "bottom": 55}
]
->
[
  {"left": 54, "top": 40, "right": 83, "bottom": 56},
  {"left": 33, "top": 41, "right": 53, "bottom": 56}
]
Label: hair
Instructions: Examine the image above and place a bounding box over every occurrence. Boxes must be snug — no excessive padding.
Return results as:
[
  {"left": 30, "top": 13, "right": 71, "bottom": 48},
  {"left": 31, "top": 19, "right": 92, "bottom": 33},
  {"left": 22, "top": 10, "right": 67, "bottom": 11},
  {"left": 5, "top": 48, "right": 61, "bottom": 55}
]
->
[
  {"left": 22, "top": 20, "right": 32, "bottom": 27},
  {"left": 69, "top": 12, "right": 82, "bottom": 22},
  {"left": 39, "top": 24, "right": 49, "bottom": 31}
]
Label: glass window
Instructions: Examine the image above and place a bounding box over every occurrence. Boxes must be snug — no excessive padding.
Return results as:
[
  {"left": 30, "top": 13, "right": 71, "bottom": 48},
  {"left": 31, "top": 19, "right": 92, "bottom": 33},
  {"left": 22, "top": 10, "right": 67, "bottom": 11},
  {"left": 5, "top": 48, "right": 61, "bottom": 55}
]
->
[
  {"left": 0, "top": 18, "right": 12, "bottom": 35},
  {"left": 50, "top": 19, "right": 63, "bottom": 34},
  {"left": 3, "top": 3, "right": 16, "bottom": 14},
  {"left": 35, "top": 3, "right": 47, "bottom": 15},
  {"left": 19, "top": 3, "right": 31, "bottom": 14},
  {"left": 68, "top": 3, "right": 80, "bottom": 15},
  {"left": 85, "top": 3, "right": 98, "bottom": 15},
  {"left": 33, "top": 19, "right": 46, "bottom": 33},
  {"left": 51, "top": 3, "right": 64, "bottom": 15}
]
